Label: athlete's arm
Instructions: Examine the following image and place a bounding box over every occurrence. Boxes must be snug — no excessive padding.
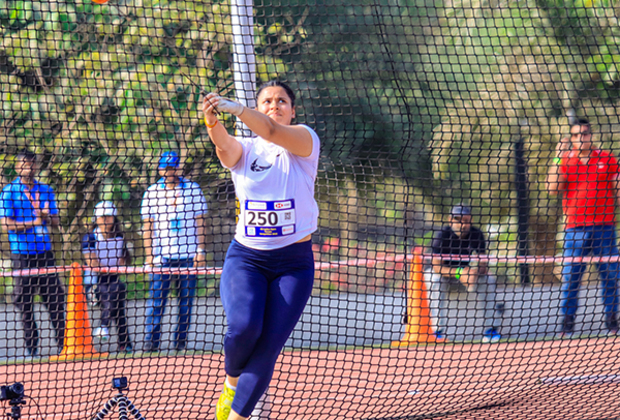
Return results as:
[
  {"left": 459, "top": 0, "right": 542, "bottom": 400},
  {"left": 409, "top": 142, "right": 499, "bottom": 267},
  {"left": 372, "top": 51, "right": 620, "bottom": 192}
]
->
[
  {"left": 430, "top": 257, "right": 463, "bottom": 279},
  {"left": 83, "top": 251, "right": 99, "bottom": 268},
  {"left": 236, "top": 106, "right": 312, "bottom": 157},
  {"left": 143, "top": 218, "right": 154, "bottom": 266},
  {"left": 194, "top": 214, "right": 207, "bottom": 268},
  {"left": 202, "top": 96, "right": 243, "bottom": 168},
  {"left": 202, "top": 93, "right": 313, "bottom": 158},
  {"left": 0, "top": 216, "right": 43, "bottom": 232},
  {"left": 546, "top": 137, "right": 570, "bottom": 195}
]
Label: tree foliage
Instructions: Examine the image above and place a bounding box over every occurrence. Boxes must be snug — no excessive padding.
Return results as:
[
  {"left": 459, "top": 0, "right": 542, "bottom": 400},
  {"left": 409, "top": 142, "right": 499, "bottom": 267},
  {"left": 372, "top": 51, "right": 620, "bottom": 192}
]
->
[
  {"left": 2, "top": 0, "right": 620, "bottom": 261},
  {"left": 0, "top": 0, "right": 288, "bottom": 258}
]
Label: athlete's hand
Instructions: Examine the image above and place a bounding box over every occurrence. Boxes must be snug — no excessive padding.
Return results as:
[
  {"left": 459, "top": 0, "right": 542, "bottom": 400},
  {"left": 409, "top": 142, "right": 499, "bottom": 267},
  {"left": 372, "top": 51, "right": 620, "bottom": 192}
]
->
[
  {"left": 194, "top": 251, "right": 207, "bottom": 268},
  {"left": 203, "top": 93, "right": 245, "bottom": 117},
  {"left": 555, "top": 136, "right": 571, "bottom": 156},
  {"left": 202, "top": 93, "right": 220, "bottom": 128},
  {"left": 458, "top": 267, "right": 477, "bottom": 292},
  {"left": 202, "top": 93, "right": 244, "bottom": 116},
  {"left": 218, "top": 98, "right": 244, "bottom": 116},
  {"left": 202, "top": 93, "right": 219, "bottom": 115},
  {"left": 38, "top": 202, "right": 50, "bottom": 221}
]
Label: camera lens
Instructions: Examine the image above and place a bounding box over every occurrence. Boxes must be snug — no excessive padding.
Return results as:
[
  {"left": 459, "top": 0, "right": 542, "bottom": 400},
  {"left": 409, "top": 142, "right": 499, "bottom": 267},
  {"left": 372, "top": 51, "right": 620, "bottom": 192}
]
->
[{"left": 10, "top": 383, "right": 24, "bottom": 396}]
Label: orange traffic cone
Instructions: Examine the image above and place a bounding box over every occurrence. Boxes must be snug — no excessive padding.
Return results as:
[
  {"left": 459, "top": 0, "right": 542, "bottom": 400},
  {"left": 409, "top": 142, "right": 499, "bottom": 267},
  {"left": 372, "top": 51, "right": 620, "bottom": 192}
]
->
[
  {"left": 392, "top": 248, "right": 439, "bottom": 346},
  {"left": 50, "top": 263, "right": 107, "bottom": 361}
]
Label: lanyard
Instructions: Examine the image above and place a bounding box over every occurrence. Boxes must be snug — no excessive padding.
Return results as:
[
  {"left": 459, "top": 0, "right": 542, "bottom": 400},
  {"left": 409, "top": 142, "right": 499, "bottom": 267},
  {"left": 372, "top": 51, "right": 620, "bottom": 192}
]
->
[{"left": 21, "top": 182, "right": 41, "bottom": 214}]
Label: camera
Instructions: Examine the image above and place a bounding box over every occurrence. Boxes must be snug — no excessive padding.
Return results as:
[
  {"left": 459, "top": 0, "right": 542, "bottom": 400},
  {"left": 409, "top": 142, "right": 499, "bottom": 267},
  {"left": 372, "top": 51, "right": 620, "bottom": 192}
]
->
[
  {"left": 0, "top": 383, "right": 24, "bottom": 401},
  {"left": 112, "top": 377, "right": 128, "bottom": 391}
]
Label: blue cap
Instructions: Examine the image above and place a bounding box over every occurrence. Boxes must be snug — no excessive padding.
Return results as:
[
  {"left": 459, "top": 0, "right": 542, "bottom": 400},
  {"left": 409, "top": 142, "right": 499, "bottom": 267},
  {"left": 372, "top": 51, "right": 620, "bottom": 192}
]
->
[
  {"left": 451, "top": 205, "right": 472, "bottom": 216},
  {"left": 158, "top": 151, "right": 180, "bottom": 169}
]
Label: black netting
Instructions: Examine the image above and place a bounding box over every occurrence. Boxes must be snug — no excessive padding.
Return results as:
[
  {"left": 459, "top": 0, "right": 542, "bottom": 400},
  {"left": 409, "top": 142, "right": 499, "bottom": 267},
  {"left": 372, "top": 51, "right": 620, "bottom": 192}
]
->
[{"left": 0, "top": 0, "right": 619, "bottom": 419}]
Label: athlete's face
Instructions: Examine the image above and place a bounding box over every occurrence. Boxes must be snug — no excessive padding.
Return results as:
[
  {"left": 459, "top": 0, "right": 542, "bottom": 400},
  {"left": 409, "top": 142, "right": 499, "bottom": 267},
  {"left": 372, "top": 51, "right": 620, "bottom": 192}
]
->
[
  {"left": 96, "top": 216, "right": 115, "bottom": 234},
  {"left": 257, "top": 86, "right": 295, "bottom": 126},
  {"left": 570, "top": 124, "right": 593, "bottom": 152},
  {"left": 450, "top": 215, "right": 472, "bottom": 236},
  {"left": 159, "top": 167, "right": 179, "bottom": 184},
  {"left": 15, "top": 157, "right": 36, "bottom": 180}
]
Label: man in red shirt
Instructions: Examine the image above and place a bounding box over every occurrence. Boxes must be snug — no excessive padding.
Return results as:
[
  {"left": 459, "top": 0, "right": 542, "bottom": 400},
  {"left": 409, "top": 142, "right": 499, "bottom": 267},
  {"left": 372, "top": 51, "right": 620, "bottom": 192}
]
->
[{"left": 546, "top": 118, "right": 619, "bottom": 336}]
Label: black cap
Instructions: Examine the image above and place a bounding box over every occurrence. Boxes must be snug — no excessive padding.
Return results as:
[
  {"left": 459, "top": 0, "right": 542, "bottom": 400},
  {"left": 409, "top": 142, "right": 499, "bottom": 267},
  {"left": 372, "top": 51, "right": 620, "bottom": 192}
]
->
[{"left": 451, "top": 205, "right": 471, "bottom": 216}]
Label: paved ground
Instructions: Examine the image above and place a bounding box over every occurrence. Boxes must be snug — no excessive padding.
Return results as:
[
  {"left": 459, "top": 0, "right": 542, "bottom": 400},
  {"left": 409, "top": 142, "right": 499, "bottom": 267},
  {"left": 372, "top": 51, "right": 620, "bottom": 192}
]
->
[{"left": 0, "top": 281, "right": 613, "bottom": 360}]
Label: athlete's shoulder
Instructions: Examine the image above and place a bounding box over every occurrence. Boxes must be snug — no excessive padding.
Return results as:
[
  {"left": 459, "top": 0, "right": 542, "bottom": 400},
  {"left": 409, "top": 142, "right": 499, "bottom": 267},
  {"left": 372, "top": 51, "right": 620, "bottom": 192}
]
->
[
  {"left": 1, "top": 179, "right": 16, "bottom": 194},
  {"left": 297, "top": 124, "right": 319, "bottom": 136}
]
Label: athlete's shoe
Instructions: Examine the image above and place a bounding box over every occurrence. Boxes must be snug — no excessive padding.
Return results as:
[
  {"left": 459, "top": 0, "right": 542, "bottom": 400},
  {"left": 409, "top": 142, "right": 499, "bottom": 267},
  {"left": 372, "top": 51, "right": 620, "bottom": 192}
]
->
[
  {"left": 482, "top": 328, "right": 501, "bottom": 343},
  {"left": 94, "top": 327, "right": 110, "bottom": 342},
  {"left": 216, "top": 381, "right": 236, "bottom": 420},
  {"left": 605, "top": 315, "right": 619, "bottom": 336},
  {"left": 434, "top": 329, "right": 446, "bottom": 342},
  {"left": 560, "top": 315, "right": 576, "bottom": 338}
]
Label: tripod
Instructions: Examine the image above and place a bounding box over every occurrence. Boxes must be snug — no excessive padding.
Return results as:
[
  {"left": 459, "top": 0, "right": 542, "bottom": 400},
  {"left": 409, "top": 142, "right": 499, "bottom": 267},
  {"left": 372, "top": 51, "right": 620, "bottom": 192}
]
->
[
  {"left": 6, "top": 397, "right": 26, "bottom": 420},
  {"left": 92, "top": 390, "right": 145, "bottom": 420}
]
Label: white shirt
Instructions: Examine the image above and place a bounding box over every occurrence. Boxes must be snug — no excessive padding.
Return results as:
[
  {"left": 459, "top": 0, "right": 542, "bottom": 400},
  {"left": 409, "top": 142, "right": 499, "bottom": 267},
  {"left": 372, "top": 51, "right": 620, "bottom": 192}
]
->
[
  {"left": 82, "top": 229, "right": 124, "bottom": 268},
  {"left": 141, "top": 177, "right": 208, "bottom": 264},
  {"left": 228, "top": 124, "right": 320, "bottom": 250}
]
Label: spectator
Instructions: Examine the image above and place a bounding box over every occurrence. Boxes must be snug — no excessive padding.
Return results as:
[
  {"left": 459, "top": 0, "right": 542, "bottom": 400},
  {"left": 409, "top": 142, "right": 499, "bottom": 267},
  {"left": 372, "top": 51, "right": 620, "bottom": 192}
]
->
[
  {"left": 0, "top": 150, "right": 65, "bottom": 357},
  {"left": 546, "top": 118, "right": 619, "bottom": 336},
  {"left": 82, "top": 201, "right": 133, "bottom": 353},
  {"left": 426, "top": 205, "right": 504, "bottom": 343},
  {"left": 141, "top": 151, "right": 208, "bottom": 352}
]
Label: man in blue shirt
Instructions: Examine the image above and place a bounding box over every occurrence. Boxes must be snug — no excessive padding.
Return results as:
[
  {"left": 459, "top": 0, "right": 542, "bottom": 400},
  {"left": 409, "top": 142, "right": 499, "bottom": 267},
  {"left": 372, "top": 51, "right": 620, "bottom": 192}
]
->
[{"left": 0, "top": 150, "right": 66, "bottom": 357}]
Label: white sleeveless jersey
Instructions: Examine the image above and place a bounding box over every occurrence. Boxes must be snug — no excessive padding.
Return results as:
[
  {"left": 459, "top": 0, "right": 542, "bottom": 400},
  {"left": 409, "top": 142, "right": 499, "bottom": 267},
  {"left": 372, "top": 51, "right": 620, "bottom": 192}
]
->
[{"left": 228, "top": 124, "right": 320, "bottom": 250}]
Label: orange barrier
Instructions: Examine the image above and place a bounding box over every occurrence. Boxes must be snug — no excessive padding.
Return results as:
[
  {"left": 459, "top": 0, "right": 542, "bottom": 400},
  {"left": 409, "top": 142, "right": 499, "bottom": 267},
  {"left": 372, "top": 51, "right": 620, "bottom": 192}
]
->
[
  {"left": 50, "top": 263, "right": 107, "bottom": 361},
  {"left": 392, "top": 248, "right": 439, "bottom": 346}
]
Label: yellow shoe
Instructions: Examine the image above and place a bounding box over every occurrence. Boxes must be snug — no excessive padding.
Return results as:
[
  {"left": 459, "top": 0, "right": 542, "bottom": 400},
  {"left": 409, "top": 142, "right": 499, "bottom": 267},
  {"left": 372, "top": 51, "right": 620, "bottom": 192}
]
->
[{"left": 215, "top": 381, "right": 236, "bottom": 420}]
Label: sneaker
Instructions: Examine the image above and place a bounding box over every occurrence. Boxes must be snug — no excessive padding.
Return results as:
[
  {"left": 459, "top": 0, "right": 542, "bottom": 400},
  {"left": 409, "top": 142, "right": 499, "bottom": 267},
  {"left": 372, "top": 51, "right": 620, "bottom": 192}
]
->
[
  {"left": 119, "top": 344, "right": 133, "bottom": 354},
  {"left": 605, "top": 315, "right": 619, "bottom": 336},
  {"left": 482, "top": 328, "right": 501, "bottom": 343},
  {"left": 143, "top": 341, "right": 158, "bottom": 353},
  {"left": 560, "top": 315, "right": 576, "bottom": 337},
  {"left": 216, "top": 380, "right": 236, "bottom": 420},
  {"left": 94, "top": 327, "right": 110, "bottom": 342}
]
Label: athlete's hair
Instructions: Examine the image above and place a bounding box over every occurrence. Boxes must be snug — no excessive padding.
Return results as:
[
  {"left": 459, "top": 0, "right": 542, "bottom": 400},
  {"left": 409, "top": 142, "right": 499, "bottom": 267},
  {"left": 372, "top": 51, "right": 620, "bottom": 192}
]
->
[
  {"left": 16, "top": 149, "right": 37, "bottom": 162},
  {"left": 571, "top": 118, "right": 591, "bottom": 130},
  {"left": 257, "top": 80, "right": 296, "bottom": 108}
]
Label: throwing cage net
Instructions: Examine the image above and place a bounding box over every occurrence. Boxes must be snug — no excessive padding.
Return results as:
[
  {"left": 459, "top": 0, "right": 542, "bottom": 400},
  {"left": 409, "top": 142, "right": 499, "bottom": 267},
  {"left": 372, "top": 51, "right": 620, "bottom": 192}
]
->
[{"left": 1, "top": 0, "right": 619, "bottom": 419}]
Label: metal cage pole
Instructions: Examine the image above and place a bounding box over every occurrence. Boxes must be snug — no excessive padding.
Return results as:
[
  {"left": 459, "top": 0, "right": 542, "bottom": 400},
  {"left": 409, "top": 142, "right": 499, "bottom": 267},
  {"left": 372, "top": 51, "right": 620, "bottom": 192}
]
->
[{"left": 231, "top": 0, "right": 257, "bottom": 138}]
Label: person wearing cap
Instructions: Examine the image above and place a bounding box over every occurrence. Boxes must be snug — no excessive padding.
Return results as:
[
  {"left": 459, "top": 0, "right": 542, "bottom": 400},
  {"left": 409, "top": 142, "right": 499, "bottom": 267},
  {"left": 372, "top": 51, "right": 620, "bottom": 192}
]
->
[
  {"left": 426, "top": 205, "right": 504, "bottom": 343},
  {"left": 546, "top": 118, "right": 620, "bottom": 336},
  {"left": 82, "top": 201, "right": 133, "bottom": 353},
  {"left": 0, "top": 150, "right": 65, "bottom": 358},
  {"left": 140, "top": 150, "right": 208, "bottom": 352}
]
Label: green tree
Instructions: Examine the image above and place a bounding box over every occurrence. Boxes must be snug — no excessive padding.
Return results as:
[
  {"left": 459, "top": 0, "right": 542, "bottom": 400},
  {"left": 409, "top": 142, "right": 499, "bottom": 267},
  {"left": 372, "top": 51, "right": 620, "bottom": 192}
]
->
[{"left": 0, "top": 0, "right": 288, "bottom": 260}]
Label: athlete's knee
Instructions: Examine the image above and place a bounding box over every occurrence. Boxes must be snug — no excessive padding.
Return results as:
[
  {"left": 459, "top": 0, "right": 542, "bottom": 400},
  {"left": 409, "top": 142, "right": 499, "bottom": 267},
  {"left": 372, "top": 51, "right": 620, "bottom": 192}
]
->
[{"left": 227, "top": 320, "right": 263, "bottom": 348}]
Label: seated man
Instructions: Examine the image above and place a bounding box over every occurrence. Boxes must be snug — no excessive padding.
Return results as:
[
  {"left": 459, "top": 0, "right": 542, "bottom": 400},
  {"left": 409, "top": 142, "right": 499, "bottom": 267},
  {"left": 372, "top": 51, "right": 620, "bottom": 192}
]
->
[{"left": 425, "top": 205, "right": 504, "bottom": 343}]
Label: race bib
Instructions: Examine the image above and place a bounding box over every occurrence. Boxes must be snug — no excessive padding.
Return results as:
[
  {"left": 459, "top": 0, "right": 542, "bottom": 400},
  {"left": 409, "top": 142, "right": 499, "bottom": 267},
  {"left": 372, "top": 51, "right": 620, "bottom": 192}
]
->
[{"left": 244, "top": 199, "right": 296, "bottom": 237}]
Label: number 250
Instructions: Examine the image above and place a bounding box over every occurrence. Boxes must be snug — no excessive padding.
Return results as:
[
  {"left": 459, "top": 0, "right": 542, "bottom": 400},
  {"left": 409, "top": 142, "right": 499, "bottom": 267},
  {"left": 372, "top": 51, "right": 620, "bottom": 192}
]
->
[{"left": 248, "top": 211, "right": 278, "bottom": 226}]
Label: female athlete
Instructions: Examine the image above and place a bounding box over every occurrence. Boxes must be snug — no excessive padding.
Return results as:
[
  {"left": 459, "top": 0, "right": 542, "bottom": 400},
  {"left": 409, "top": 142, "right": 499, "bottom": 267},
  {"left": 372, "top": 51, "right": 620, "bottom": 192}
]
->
[{"left": 201, "top": 80, "right": 320, "bottom": 420}]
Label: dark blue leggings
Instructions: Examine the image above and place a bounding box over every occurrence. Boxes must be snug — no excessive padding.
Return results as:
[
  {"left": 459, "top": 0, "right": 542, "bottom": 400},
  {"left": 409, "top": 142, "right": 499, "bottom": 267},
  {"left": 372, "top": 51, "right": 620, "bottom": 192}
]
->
[{"left": 220, "top": 239, "right": 314, "bottom": 417}]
